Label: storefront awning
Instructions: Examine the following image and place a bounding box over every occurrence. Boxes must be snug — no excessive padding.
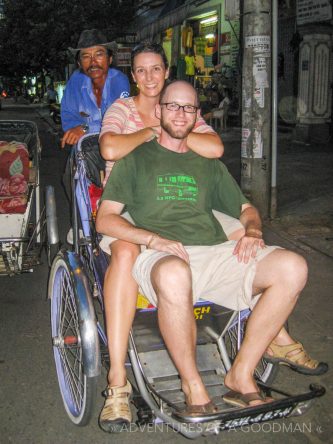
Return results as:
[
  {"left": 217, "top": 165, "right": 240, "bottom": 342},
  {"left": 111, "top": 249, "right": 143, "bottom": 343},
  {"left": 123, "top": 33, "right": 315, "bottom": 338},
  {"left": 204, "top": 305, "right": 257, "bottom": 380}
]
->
[{"left": 136, "top": 0, "right": 193, "bottom": 40}]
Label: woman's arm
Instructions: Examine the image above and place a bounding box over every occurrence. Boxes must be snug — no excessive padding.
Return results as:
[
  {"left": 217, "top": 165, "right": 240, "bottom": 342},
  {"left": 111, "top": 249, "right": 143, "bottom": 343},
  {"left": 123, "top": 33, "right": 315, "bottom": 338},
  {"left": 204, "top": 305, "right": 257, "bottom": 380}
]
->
[
  {"left": 100, "top": 127, "right": 155, "bottom": 161},
  {"left": 187, "top": 116, "right": 224, "bottom": 158},
  {"left": 99, "top": 99, "right": 158, "bottom": 161},
  {"left": 187, "top": 131, "right": 224, "bottom": 158}
]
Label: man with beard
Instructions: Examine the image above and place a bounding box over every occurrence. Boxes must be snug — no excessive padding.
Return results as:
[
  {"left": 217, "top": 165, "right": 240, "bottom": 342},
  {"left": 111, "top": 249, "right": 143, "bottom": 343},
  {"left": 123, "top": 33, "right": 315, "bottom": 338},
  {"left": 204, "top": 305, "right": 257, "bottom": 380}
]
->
[
  {"left": 61, "top": 29, "right": 130, "bottom": 148},
  {"left": 96, "top": 80, "right": 325, "bottom": 419}
]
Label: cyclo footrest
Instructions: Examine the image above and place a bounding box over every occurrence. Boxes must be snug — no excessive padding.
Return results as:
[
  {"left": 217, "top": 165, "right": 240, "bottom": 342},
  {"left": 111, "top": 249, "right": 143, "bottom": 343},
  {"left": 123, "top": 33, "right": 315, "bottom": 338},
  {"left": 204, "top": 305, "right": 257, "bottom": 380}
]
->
[{"left": 171, "top": 384, "right": 325, "bottom": 428}]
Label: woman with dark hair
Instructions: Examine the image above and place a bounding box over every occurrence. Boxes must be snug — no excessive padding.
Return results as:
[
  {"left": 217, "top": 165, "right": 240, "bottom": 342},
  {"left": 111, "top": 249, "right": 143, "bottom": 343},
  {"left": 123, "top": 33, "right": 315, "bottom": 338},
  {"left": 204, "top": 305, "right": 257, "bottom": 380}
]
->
[{"left": 97, "top": 41, "right": 241, "bottom": 433}]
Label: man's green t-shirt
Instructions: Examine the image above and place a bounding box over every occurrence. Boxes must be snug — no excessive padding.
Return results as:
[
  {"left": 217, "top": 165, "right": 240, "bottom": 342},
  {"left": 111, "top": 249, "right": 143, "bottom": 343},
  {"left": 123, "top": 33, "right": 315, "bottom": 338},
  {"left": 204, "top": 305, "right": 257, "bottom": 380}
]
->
[{"left": 101, "top": 139, "right": 248, "bottom": 246}]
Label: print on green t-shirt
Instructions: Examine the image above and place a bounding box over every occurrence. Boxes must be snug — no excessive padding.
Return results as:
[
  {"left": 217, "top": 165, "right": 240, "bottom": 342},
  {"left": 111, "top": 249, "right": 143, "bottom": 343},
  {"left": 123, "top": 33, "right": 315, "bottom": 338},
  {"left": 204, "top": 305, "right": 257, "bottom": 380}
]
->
[
  {"left": 157, "top": 174, "right": 198, "bottom": 202},
  {"left": 101, "top": 139, "right": 249, "bottom": 246}
]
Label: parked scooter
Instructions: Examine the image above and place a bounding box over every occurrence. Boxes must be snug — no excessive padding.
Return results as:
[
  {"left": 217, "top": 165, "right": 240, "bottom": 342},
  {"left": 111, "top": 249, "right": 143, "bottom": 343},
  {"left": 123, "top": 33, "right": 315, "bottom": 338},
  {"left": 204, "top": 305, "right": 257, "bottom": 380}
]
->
[{"left": 49, "top": 102, "right": 61, "bottom": 125}]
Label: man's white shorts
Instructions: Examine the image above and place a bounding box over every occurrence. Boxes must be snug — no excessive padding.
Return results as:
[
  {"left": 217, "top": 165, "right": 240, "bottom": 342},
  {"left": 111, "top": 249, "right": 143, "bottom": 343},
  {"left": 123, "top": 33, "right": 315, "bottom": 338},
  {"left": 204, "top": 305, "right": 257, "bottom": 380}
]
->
[
  {"left": 99, "top": 211, "right": 244, "bottom": 254},
  {"left": 132, "top": 241, "right": 281, "bottom": 311}
]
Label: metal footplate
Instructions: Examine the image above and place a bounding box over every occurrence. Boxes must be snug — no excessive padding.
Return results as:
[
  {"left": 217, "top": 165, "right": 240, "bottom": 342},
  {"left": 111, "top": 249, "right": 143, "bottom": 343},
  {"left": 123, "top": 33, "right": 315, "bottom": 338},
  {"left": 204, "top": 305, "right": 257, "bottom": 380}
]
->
[{"left": 171, "top": 384, "right": 325, "bottom": 429}]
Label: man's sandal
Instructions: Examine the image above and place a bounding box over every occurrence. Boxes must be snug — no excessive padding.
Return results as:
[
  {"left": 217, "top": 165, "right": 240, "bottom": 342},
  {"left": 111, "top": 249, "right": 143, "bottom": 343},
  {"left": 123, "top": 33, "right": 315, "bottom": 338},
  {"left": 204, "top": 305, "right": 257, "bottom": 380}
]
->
[
  {"left": 173, "top": 400, "right": 219, "bottom": 420},
  {"left": 223, "top": 390, "right": 274, "bottom": 408},
  {"left": 264, "top": 341, "right": 328, "bottom": 375},
  {"left": 99, "top": 380, "right": 132, "bottom": 433}
]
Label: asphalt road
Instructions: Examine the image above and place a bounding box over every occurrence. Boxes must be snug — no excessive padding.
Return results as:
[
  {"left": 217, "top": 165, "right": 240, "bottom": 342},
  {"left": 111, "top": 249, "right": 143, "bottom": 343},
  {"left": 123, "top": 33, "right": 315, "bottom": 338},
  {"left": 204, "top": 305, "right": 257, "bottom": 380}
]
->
[{"left": 0, "top": 105, "right": 332, "bottom": 444}]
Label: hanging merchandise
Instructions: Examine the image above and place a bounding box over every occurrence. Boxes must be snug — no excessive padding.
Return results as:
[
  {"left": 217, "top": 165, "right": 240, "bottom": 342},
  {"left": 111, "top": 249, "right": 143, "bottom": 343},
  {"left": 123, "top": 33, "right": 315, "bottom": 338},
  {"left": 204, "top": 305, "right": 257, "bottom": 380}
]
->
[
  {"left": 186, "top": 27, "right": 193, "bottom": 48},
  {"left": 185, "top": 50, "right": 196, "bottom": 76},
  {"left": 194, "top": 37, "right": 206, "bottom": 56},
  {"left": 177, "top": 55, "right": 187, "bottom": 80},
  {"left": 182, "top": 25, "right": 193, "bottom": 49},
  {"left": 204, "top": 55, "right": 214, "bottom": 68}
]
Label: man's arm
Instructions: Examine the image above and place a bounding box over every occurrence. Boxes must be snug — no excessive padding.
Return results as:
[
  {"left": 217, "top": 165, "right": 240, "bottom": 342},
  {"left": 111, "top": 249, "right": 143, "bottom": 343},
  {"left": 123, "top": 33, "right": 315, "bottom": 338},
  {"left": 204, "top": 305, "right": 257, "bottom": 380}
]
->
[
  {"left": 233, "top": 203, "right": 265, "bottom": 263},
  {"left": 60, "top": 73, "right": 86, "bottom": 148},
  {"left": 96, "top": 200, "right": 189, "bottom": 262}
]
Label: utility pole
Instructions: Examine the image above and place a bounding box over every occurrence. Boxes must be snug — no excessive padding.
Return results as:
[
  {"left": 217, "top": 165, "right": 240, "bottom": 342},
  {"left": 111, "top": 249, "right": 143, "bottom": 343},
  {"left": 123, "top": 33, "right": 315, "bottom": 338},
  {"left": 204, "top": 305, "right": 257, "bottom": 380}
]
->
[{"left": 241, "top": 0, "right": 272, "bottom": 218}]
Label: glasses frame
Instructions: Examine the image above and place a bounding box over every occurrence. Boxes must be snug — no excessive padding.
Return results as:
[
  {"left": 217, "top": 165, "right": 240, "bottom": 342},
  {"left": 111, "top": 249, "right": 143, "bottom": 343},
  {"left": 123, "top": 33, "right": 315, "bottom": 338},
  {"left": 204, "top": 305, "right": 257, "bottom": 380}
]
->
[{"left": 160, "top": 102, "right": 198, "bottom": 114}]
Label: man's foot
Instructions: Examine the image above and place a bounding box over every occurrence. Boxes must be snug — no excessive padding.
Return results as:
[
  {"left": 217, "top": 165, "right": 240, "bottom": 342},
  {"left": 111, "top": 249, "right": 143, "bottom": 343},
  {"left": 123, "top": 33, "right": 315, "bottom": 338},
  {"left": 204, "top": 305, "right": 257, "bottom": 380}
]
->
[
  {"left": 173, "top": 400, "right": 219, "bottom": 420},
  {"left": 99, "top": 380, "right": 132, "bottom": 433},
  {"left": 223, "top": 389, "right": 274, "bottom": 408},
  {"left": 223, "top": 369, "right": 272, "bottom": 407},
  {"left": 265, "top": 341, "right": 328, "bottom": 375}
]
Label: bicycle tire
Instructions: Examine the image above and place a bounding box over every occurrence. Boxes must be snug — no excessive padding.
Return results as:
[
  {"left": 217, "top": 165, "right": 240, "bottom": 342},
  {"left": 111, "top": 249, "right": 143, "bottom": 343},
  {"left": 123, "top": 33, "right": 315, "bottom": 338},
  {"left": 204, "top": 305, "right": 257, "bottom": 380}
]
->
[{"left": 49, "top": 253, "right": 98, "bottom": 425}]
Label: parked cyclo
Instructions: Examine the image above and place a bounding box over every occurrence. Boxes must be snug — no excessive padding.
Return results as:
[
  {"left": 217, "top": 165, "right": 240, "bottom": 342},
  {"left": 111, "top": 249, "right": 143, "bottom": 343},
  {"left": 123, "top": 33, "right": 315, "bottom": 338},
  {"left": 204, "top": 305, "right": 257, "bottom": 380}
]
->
[
  {"left": 0, "top": 120, "right": 56, "bottom": 276},
  {"left": 47, "top": 133, "right": 325, "bottom": 438}
]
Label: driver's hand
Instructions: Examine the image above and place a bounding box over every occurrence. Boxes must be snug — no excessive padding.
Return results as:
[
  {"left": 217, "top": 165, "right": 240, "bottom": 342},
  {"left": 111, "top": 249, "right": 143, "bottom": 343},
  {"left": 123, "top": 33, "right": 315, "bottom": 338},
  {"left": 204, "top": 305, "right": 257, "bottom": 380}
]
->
[
  {"left": 148, "top": 235, "right": 189, "bottom": 264},
  {"left": 61, "top": 126, "right": 85, "bottom": 148},
  {"left": 233, "top": 233, "right": 265, "bottom": 264}
]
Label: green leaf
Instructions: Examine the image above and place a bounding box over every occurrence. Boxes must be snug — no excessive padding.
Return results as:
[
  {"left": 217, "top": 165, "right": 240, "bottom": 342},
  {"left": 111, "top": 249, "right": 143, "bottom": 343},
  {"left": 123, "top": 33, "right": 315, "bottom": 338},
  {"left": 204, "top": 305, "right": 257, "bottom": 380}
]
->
[{"left": 9, "top": 157, "right": 23, "bottom": 176}]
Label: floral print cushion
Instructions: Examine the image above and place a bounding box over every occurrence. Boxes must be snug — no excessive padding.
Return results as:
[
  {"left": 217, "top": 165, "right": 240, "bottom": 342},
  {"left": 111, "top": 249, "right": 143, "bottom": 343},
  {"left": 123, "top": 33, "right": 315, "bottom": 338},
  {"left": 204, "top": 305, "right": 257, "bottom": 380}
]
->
[{"left": 0, "top": 141, "right": 29, "bottom": 213}]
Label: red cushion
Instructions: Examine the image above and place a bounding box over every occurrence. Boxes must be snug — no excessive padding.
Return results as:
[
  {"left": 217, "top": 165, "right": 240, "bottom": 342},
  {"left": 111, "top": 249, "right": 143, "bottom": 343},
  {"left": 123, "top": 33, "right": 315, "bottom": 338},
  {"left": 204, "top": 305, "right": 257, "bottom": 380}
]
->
[
  {"left": 0, "top": 195, "right": 27, "bottom": 214},
  {"left": 0, "top": 141, "right": 29, "bottom": 213}
]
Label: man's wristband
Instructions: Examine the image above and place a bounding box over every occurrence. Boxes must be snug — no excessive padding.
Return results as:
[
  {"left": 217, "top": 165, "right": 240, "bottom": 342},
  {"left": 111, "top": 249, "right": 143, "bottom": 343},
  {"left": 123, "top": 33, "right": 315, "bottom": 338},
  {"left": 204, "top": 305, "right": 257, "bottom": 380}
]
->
[
  {"left": 80, "top": 123, "right": 89, "bottom": 133},
  {"left": 246, "top": 228, "right": 263, "bottom": 238}
]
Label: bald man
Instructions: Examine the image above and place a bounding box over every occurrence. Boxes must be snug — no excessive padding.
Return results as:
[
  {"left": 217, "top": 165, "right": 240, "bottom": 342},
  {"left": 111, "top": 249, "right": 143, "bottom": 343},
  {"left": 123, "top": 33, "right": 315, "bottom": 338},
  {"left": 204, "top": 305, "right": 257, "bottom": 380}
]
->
[{"left": 96, "top": 80, "right": 326, "bottom": 427}]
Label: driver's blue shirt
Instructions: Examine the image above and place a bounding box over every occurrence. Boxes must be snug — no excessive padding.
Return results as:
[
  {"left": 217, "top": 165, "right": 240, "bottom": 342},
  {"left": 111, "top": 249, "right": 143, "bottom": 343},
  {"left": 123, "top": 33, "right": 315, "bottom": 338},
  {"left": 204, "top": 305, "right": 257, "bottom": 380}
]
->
[{"left": 61, "top": 68, "right": 130, "bottom": 133}]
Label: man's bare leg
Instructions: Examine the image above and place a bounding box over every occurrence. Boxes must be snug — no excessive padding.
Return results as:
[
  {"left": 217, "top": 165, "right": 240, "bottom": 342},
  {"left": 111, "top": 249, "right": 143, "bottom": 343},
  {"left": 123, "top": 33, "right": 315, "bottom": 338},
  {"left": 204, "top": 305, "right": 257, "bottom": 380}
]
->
[
  {"left": 227, "top": 227, "right": 305, "bottom": 348},
  {"left": 151, "top": 256, "right": 211, "bottom": 406},
  {"left": 224, "top": 249, "right": 308, "bottom": 398},
  {"left": 104, "top": 240, "right": 140, "bottom": 387}
]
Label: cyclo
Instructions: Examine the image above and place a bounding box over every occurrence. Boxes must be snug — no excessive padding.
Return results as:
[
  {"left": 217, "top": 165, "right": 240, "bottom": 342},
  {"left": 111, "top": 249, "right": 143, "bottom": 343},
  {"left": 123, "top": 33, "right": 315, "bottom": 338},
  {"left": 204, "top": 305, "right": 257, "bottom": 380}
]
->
[
  {"left": 0, "top": 120, "right": 56, "bottom": 275},
  {"left": 47, "top": 133, "right": 324, "bottom": 438}
]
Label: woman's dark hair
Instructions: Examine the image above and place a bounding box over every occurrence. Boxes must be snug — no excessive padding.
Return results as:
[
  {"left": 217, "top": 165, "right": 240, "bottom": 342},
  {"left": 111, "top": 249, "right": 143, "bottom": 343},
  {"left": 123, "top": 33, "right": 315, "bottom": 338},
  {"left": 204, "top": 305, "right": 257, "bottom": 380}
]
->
[{"left": 131, "top": 41, "right": 169, "bottom": 70}]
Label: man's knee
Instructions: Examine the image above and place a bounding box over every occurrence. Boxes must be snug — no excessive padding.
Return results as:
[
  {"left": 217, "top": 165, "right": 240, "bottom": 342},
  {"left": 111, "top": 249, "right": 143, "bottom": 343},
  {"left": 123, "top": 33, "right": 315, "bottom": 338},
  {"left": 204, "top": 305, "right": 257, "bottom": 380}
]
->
[
  {"left": 151, "top": 256, "right": 191, "bottom": 301},
  {"left": 282, "top": 251, "right": 308, "bottom": 291},
  {"left": 255, "top": 249, "right": 308, "bottom": 298},
  {"left": 268, "top": 249, "right": 308, "bottom": 292},
  {"left": 110, "top": 240, "right": 140, "bottom": 266}
]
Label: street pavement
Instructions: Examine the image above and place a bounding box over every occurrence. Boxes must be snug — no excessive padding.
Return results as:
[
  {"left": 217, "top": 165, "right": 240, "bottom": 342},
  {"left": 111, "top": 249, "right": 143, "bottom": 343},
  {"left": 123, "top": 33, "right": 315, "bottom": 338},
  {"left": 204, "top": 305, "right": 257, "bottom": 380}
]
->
[{"left": 0, "top": 101, "right": 332, "bottom": 444}]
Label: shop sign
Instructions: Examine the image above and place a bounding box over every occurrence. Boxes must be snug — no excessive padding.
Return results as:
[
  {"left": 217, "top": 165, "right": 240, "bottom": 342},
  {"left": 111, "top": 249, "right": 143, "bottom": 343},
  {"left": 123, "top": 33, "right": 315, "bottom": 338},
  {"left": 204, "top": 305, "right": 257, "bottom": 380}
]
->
[
  {"left": 297, "top": 0, "right": 332, "bottom": 25},
  {"left": 117, "top": 47, "right": 132, "bottom": 67}
]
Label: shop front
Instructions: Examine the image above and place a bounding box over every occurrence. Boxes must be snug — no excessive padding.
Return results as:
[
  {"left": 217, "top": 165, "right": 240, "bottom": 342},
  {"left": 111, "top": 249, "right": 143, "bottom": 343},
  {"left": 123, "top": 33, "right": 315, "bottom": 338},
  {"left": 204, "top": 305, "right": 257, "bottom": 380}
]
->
[{"left": 136, "top": 1, "right": 242, "bottom": 123}]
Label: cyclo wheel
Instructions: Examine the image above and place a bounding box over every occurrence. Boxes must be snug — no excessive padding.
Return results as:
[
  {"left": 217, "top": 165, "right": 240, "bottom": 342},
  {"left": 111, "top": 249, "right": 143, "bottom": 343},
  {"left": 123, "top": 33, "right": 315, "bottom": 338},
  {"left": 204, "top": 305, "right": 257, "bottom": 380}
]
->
[
  {"left": 49, "top": 251, "right": 100, "bottom": 426},
  {"left": 225, "top": 310, "right": 279, "bottom": 385}
]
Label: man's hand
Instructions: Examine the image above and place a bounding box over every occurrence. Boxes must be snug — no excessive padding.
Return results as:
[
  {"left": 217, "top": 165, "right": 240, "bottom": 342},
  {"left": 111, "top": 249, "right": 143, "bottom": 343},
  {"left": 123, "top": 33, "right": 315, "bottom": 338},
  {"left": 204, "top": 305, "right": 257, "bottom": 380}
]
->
[
  {"left": 233, "top": 230, "right": 265, "bottom": 264},
  {"left": 148, "top": 234, "right": 189, "bottom": 264},
  {"left": 61, "top": 126, "right": 85, "bottom": 148}
]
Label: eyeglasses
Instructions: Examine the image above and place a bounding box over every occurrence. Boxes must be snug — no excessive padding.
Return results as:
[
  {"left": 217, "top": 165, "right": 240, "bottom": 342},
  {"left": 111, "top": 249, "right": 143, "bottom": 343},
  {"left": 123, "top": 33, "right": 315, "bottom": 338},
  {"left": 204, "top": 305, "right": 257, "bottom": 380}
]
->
[
  {"left": 80, "top": 50, "right": 108, "bottom": 62},
  {"left": 160, "top": 102, "right": 198, "bottom": 114}
]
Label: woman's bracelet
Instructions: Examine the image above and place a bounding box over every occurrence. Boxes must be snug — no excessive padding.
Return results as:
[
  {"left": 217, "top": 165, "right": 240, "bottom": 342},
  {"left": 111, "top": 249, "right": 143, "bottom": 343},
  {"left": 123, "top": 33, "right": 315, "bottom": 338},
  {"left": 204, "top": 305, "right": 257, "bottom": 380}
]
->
[
  {"left": 151, "top": 127, "right": 158, "bottom": 138},
  {"left": 147, "top": 233, "right": 159, "bottom": 249}
]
